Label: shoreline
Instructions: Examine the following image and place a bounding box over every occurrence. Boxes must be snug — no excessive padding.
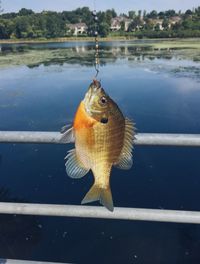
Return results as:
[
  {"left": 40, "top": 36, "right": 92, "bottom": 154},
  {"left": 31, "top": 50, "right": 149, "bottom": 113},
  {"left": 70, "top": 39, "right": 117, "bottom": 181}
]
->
[
  {"left": 0, "top": 36, "right": 135, "bottom": 44},
  {"left": 0, "top": 37, "right": 200, "bottom": 45}
]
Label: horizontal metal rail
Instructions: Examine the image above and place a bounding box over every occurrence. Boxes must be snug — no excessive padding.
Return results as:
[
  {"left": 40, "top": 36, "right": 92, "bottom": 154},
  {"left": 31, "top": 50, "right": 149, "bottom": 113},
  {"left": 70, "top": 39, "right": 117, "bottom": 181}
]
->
[
  {"left": 1, "top": 131, "right": 200, "bottom": 146},
  {"left": 0, "top": 202, "right": 200, "bottom": 224},
  {"left": 0, "top": 259, "right": 68, "bottom": 264}
]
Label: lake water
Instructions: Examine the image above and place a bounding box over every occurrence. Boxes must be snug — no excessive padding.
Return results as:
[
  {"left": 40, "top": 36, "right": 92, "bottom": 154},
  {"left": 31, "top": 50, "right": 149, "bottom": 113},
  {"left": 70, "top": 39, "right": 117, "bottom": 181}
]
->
[{"left": 0, "top": 40, "right": 200, "bottom": 263}]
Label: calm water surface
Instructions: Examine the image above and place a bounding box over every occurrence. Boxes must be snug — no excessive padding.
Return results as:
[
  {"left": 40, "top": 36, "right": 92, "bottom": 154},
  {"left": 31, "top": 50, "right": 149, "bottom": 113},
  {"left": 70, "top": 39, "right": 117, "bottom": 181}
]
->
[{"left": 0, "top": 40, "right": 200, "bottom": 263}]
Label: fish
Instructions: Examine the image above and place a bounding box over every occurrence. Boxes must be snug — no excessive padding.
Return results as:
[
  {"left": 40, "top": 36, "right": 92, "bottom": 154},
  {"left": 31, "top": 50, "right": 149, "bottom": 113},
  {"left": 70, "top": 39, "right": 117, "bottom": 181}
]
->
[{"left": 61, "top": 80, "right": 135, "bottom": 211}]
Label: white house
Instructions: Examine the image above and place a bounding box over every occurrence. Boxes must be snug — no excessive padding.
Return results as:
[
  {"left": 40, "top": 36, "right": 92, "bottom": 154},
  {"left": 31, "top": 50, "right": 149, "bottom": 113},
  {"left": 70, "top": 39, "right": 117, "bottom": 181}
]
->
[
  {"left": 148, "top": 19, "right": 164, "bottom": 30},
  {"left": 168, "top": 16, "right": 182, "bottom": 28},
  {"left": 67, "top": 23, "right": 88, "bottom": 36},
  {"left": 110, "top": 16, "right": 132, "bottom": 32}
]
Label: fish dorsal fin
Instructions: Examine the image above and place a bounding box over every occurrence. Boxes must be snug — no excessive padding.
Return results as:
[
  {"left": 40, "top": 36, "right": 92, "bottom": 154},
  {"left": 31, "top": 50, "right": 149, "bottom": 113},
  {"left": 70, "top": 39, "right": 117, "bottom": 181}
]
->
[
  {"left": 114, "top": 118, "right": 135, "bottom": 170},
  {"left": 59, "top": 126, "right": 75, "bottom": 143},
  {"left": 65, "top": 149, "right": 89, "bottom": 178}
]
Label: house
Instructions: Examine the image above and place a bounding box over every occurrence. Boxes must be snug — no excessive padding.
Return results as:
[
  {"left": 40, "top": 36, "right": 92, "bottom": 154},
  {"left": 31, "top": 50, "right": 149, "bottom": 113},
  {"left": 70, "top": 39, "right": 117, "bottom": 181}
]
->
[
  {"left": 168, "top": 16, "right": 182, "bottom": 28},
  {"left": 110, "top": 16, "right": 132, "bottom": 32},
  {"left": 148, "top": 19, "right": 164, "bottom": 30},
  {"left": 67, "top": 23, "right": 88, "bottom": 36},
  {"left": 110, "top": 17, "right": 121, "bottom": 31}
]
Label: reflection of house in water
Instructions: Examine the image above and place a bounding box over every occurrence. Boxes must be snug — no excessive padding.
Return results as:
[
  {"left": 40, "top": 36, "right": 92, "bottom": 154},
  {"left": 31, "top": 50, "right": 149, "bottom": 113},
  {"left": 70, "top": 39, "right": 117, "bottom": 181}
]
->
[
  {"left": 74, "top": 45, "right": 87, "bottom": 53},
  {"left": 67, "top": 23, "right": 88, "bottom": 36}
]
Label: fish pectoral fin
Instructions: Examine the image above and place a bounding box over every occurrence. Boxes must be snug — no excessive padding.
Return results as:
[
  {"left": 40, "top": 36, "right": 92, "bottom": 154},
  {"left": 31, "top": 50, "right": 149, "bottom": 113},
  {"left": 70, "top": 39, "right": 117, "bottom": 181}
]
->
[
  {"left": 65, "top": 149, "right": 89, "bottom": 178},
  {"left": 81, "top": 184, "right": 114, "bottom": 212},
  {"left": 114, "top": 117, "right": 135, "bottom": 170},
  {"left": 60, "top": 124, "right": 72, "bottom": 134},
  {"left": 59, "top": 126, "right": 75, "bottom": 143}
]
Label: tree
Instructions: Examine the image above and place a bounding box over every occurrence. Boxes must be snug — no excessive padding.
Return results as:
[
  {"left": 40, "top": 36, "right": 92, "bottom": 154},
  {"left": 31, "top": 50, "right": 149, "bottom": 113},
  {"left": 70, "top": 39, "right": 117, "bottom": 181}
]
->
[
  {"left": 98, "top": 22, "right": 109, "bottom": 37},
  {"left": 106, "top": 9, "right": 117, "bottom": 19},
  {"left": 14, "top": 16, "right": 32, "bottom": 38},
  {"left": 143, "top": 19, "right": 154, "bottom": 30},
  {"left": 120, "top": 21, "right": 125, "bottom": 31},
  {"left": 155, "top": 23, "right": 160, "bottom": 31},
  {"left": 185, "top": 9, "right": 193, "bottom": 15},
  {"left": 148, "top": 10, "right": 157, "bottom": 19},
  {"left": 158, "top": 11, "right": 165, "bottom": 19},
  {"left": 182, "top": 18, "right": 193, "bottom": 29},
  {"left": 18, "top": 8, "right": 34, "bottom": 16},
  {"left": 164, "top": 9, "right": 176, "bottom": 17},
  {"left": 0, "top": 19, "right": 14, "bottom": 38},
  {"left": 143, "top": 10, "right": 147, "bottom": 18},
  {"left": 45, "top": 12, "right": 66, "bottom": 37},
  {"left": 128, "top": 11, "right": 136, "bottom": 19},
  {"left": 128, "top": 16, "right": 142, "bottom": 31},
  {"left": 162, "top": 18, "right": 169, "bottom": 29},
  {"left": 138, "top": 10, "right": 142, "bottom": 19}
]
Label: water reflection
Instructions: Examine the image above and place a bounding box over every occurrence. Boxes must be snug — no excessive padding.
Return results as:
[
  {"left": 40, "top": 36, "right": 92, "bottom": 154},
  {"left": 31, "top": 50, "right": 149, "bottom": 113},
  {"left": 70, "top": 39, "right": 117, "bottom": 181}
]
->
[
  {"left": 0, "top": 42, "right": 199, "bottom": 82},
  {"left": 0, "top": 40, "right": 200, "bottom": 263}
]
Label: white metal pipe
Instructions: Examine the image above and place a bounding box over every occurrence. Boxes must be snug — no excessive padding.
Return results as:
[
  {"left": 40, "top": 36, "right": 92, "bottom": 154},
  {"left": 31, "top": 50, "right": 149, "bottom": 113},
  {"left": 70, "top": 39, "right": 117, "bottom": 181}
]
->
[
  {"left": 1, "top": 131, "right": 200, "bottom": 146},
  {"left": 0, "top": 259, "right": 68, "bottom": 264},
  {"left": 0, "top": 202, "right": 200, "bottom": 224}
]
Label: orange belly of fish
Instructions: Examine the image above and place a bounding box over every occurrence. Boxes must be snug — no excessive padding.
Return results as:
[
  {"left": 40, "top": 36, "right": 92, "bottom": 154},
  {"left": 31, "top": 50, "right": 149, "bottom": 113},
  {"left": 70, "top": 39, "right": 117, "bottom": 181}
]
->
[{"left": 73, "top": 101, "right": 125, "bottom": 171}]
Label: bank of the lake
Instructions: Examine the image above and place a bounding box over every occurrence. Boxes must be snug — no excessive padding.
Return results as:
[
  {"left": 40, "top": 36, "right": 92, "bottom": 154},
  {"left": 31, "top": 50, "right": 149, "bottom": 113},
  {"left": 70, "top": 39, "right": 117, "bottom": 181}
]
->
[
  {"left": 0, "top": 36, "right": 134, "bottom": 44},
  {"left": 1, "top": 37, "right": 200, "bottom": 49}
]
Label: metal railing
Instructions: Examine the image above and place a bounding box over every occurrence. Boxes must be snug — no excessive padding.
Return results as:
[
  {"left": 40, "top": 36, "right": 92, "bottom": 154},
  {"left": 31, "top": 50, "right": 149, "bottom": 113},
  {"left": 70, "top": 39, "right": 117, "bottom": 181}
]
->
[
  {"left": 1, "top": 130, "right": 200, "bottom": 263},
  {"left": 0, "top": 202, "right": 199, "bottom": 224},
  {"left": 0, "top": 131, "right": 200, "bottom": 225},
  {"left": 1, "top": 131, "right": 200, "bottom": 146},
  {"left": 0, "top": 259, "right": 68, "bottom": 264}
]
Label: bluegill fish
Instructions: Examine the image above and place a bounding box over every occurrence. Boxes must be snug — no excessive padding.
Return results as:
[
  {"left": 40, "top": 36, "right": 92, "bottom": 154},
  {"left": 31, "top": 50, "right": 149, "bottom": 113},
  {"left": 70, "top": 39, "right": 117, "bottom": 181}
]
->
[{"left": 61, "top": 80, "right": 135, "bottom": 211}]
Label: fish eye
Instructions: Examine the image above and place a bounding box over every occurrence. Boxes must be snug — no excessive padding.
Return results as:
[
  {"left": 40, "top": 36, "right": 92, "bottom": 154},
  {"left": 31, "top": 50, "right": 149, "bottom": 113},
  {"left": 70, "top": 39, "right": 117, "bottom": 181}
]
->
[{"left": 99, "top": 96, "right": 107, "bottom": 105}]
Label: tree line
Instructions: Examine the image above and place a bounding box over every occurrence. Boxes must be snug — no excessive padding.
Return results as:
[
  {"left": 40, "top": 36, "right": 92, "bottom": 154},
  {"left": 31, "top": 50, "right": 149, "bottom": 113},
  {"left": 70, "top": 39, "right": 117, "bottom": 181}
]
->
[{"left": 0, "top": 6, "right": 200, "bottom": 39}]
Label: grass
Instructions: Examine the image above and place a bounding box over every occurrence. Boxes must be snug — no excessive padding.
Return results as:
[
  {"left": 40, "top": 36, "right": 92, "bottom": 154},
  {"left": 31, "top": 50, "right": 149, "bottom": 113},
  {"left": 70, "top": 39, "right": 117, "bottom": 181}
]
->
[{"left": 0, "top": 36, "right": 133, "bottom": 44}]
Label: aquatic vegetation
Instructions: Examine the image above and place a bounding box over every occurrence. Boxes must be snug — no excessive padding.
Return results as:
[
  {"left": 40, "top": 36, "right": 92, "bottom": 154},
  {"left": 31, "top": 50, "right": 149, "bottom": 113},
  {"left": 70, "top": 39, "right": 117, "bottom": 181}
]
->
[{"left": 0, "top": 39, "right": 200, "bottom": 68}]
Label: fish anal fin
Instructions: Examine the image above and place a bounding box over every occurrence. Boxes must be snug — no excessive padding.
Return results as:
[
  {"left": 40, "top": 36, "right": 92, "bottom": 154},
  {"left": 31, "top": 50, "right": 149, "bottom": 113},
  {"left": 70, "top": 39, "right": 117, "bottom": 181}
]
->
[
  {"left": 65, "top": 149, "right": 89, "bottom": 178},
  {"left": 114, "top": 118, "right": 135, "bottom": 170},
  {"left": 59, "top": 126, "right": 75, "bottom": 143},
  {"left": 81, "top": 184, "right": 114, "bottom": 212}
]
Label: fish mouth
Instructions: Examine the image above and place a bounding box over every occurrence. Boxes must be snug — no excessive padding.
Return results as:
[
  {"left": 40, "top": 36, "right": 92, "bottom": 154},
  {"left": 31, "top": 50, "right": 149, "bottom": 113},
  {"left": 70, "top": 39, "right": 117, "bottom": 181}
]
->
[{"left": 84, "top": 80, "right": 103, "bottom": 114}]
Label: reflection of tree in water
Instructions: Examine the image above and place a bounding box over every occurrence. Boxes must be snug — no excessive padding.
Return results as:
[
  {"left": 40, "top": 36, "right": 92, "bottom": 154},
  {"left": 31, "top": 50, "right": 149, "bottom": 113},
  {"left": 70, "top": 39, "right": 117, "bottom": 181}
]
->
[
  {"left": 0, "top": 188, "right": 42, "bottom": 259},
  {"left": 1, "top": 44, "right": 199, "bottom": 81},
  {"left": 22, "top": 45, "right": 172, "bottom": 68}
]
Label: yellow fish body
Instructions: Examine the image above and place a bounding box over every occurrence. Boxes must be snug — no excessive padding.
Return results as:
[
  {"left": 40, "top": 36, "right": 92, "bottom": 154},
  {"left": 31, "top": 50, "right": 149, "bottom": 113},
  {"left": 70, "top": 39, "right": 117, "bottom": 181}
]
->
[{"left": 61, "top": 80, "right": 135, "bottom": 211}]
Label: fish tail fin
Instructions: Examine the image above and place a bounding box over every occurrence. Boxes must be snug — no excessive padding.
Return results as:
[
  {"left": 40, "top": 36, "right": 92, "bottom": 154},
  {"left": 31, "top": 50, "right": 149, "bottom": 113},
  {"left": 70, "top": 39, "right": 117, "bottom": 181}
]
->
[
  {"left": 81, "top": 184, "right": 114, "bottom": 212},
  {"left": 100, "top": 186, "right": 114, "bottom": 212}
]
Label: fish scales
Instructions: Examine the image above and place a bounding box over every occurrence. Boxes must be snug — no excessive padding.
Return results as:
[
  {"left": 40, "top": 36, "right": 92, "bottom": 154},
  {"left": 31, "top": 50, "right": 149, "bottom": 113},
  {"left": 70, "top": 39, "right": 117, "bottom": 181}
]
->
[{"left": 62, "top": 80, "right": 135, "bottom": 211}]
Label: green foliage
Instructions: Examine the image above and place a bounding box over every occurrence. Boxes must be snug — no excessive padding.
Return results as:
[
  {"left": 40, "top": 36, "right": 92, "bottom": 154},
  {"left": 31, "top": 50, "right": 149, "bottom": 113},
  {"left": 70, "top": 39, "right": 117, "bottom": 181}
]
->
[
  {"left": 0, "top": 6, "right": 199, "bottom": 39},
  {"left": 120, "top": 21, "right": 125, "bottom": 31},
  {"left": 18, "top": 8, "right": 34, "bottom": 16},
  {"left": 162, "top": 18, "right": 169, "bottom": 29}
]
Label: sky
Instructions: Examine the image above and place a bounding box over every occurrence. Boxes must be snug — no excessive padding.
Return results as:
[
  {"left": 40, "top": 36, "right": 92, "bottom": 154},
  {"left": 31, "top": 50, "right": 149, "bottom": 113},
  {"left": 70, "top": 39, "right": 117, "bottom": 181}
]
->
[{"left": 1, "top": 0, "right": 199, "bottom": 14}]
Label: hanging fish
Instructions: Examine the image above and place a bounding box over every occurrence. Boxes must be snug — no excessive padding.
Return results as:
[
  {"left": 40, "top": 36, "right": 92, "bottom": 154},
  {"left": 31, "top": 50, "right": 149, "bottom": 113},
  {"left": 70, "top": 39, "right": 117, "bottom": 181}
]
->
[{"left": 61, "top": 80, "right": 135, "bottom": 211}]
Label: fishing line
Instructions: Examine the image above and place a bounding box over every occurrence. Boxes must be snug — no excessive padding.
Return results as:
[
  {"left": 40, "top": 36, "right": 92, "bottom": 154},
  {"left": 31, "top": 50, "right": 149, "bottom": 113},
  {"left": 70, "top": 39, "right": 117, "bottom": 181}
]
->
[{"left": 92, "top": 2, "right": 100, "bottom": 80}]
